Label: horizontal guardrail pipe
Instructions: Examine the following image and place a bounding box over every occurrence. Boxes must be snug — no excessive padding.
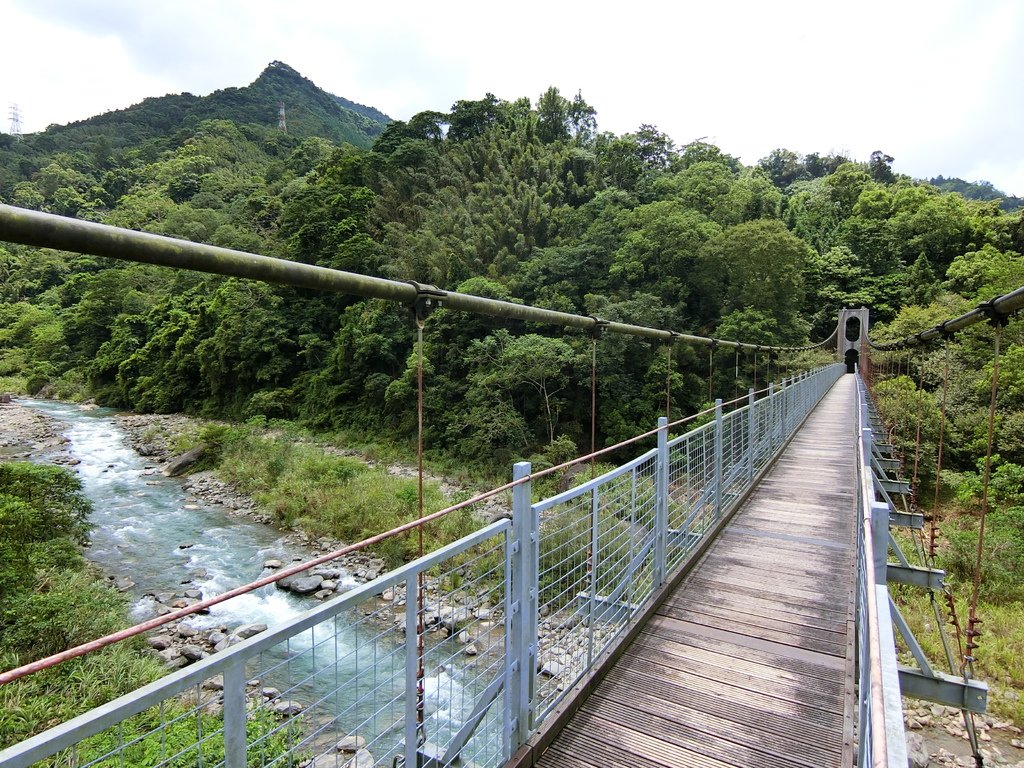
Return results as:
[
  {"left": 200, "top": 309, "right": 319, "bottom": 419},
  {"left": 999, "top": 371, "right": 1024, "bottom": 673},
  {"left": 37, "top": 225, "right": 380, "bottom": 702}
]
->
[
  {"left": 0, "top": 204, "right": 830, "bottom": 353},
  {"left": 871, "top": 285, "right": 1024, "bottom": 351}
]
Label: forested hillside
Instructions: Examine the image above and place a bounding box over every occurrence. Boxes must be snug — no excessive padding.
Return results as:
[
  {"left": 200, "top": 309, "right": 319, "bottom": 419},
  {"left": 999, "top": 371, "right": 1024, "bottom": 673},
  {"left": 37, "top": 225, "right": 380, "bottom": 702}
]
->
[{"left": 1, "top": 73, "right": 1022, "bottom": 473}]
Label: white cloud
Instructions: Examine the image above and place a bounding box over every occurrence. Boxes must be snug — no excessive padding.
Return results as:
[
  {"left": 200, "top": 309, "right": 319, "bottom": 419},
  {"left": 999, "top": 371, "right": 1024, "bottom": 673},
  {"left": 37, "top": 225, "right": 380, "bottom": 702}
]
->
[{"left": 2, "top": 0, "right": 1022, "bottom": 194}]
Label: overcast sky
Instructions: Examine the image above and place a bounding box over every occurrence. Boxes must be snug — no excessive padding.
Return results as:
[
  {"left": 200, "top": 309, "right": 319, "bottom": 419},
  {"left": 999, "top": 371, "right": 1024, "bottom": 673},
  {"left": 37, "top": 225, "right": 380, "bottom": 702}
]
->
[{"left": 2, "top": 0, "right": 1022, "bottom": 195}]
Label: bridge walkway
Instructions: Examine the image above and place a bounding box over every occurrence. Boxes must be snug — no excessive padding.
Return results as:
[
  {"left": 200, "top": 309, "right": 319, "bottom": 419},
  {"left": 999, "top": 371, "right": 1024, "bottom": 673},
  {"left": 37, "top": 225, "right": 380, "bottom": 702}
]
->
[{"left": 527, "top": 375, "right": 858, "bottom": 768}]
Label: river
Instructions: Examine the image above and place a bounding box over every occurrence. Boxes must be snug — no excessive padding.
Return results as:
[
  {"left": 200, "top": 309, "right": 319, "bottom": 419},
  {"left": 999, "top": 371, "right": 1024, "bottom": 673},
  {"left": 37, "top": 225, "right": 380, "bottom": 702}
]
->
[
  {"left": 17, "top": 399, "right": 493, "bottom": 763},
  {"left": 22, "top": 398, "right": 329, "bottom": 629}
]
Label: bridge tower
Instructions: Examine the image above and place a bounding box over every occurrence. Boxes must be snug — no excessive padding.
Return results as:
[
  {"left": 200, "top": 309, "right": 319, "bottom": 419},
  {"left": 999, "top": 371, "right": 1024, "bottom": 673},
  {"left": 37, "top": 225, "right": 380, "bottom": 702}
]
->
[
  {"left": 277, "top": 102, "right": 287, "bottom": 133},
  {"left": 837, "top": 307, "right": 869, "bottom": 373}
]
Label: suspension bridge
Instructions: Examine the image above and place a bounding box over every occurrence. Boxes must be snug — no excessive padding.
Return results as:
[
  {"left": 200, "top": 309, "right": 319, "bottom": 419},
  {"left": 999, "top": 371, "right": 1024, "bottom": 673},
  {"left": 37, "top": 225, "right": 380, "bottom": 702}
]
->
[{"left": 0, "top": 204, "right": 1020, "bottom": 768}]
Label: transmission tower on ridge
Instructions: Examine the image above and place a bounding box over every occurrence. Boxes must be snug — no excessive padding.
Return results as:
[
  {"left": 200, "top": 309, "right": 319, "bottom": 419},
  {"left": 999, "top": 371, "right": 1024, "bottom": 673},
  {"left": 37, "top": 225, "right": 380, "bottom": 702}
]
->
[
  {"left": 8, "top": 104, "right": 23, "bottom": 141},
  {"left": 277, "top": 102, "right": 287, "bottom": 133}
]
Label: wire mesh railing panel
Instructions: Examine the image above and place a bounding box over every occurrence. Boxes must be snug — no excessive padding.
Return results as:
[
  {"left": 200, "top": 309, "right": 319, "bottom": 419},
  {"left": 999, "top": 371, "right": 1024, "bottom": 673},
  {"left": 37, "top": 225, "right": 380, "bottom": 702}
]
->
[
  {"left": 720, "top": 407, "right": 749, "bottom": 506},
  {"left": 665, "top": 425, "right": 715, "bottom": 573},
  {"left": 752, "top": 395, "right": 776, "bottom": 475},
  {"left": 531, "top": 451, "right": 658, "bottom": 723},
  {"left": 244, "top": 594, "right": 404, "bottom": 768},
  {"left": 0, "top": 522, "right": 512, "bottom": 768},
  {"left": 403, "top": 528, "right": 509, "bottom": 768}
]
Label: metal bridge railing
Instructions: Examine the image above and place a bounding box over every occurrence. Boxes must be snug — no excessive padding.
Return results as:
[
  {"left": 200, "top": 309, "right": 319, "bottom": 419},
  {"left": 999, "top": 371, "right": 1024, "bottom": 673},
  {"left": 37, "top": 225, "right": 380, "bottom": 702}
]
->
[
  {"left": 854, "top": 373, "right": 908, "bottom": 768},
  {"left": 0, "top": 364, "right": 844, "bottom": 768}
]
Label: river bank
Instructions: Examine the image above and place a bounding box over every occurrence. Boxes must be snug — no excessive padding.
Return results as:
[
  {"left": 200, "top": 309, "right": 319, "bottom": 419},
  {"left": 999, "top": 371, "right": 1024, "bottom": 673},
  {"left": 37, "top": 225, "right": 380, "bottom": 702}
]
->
[{"left": 0, "top": 399, "right": 500, "bottom": 670}]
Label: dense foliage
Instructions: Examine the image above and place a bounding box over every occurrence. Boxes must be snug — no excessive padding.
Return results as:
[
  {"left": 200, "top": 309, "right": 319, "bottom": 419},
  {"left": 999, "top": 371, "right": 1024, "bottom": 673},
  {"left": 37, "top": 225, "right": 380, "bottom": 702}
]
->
[
  {"left": 0, "top": 463, "right": 166, "bottom": 747},
  {"left": 1, "top": 65, "right": 1022, "bottom": 483}
]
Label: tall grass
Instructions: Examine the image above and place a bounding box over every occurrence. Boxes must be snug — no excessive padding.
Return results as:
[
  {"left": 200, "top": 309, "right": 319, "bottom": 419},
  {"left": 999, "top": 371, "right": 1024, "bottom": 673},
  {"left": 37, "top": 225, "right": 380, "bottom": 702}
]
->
[
  {"left": 898, "top": 591, "right": 1024, "bottom": 725},
  {"left": 215, "top": 429, "right": 478, "bottom": 566}
]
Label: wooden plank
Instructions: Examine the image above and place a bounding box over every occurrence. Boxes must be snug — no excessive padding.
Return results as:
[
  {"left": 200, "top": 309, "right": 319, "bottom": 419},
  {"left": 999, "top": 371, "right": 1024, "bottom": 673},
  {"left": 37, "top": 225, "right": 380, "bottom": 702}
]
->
[
  {"left": 628, "top": 632, "right": 846, "bottom": 694},
  {"left": 589, "top": 684, "right": 843, "bottom": 766},
  {"left": 637, "top": 622, "right": 844, "bottom": 683},
  {"left": 615, "top": 647, "right": 846, "bottom": 716},
  {"left": 601, "top": 662, "right": 847, "bottom": 746},
  {"left": 656, "top": 601, "right": 849, "bottom": 649},
  {"left": 582, "top": 695, "right": 833, "bottom": 768}
]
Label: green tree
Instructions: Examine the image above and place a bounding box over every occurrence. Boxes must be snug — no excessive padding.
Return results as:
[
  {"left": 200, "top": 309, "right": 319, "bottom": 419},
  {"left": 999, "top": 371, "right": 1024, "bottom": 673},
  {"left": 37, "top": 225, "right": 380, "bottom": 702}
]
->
[{"left": 699, "top": 219, "right": 811, "bottom": 342}]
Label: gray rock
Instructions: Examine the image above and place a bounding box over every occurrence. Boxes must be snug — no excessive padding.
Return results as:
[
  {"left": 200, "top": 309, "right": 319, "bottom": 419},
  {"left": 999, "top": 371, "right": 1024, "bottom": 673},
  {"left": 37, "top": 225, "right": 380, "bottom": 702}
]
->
[
  {"left": 310, "top": 750, "right": 373, "bottom": 768},
  {"left": 320, "top": 580, "right": 337, "bottom": 591},
  {"left": 314, "top": 589, "right": 334, "bottom": 600},
  {"left": 263, "top": 559, "right": 284, "bottom": 569},
  {"left": 202, "top": 675, "right": 225, "bottom": 691},
  {"left": 278, "top": 574, "right": 323, "bottom": 595},
  {"left": 262, "top": 687, "right": 281, "bottom": 700},
  {"left": 540, "top": 659, "right": 564, "bottom": 678},
  {"left": 271, "top": 699, "right": 304, "bottom": 717},
  {"left": 464, "top": 644, "right": 479, "bottom": 656},
  {"left": 162, "top": 444, "right": 208, "bottom": 477},
  {"left": 233, "top": 623, "right": 268, "bottom": 640},
  {"left": 906, "top": 732, "right": 929, "bottom": 768},
  {"left": 180, "top": 644, "right": 206, "bottom": 662},
  {"left": 347, "top": 748, "right": 374, "bottom": 768},
  {"left": 177, "top": 624, "right": 199, "bottom": 638},
  {"left": 147, "top": 635, "right": 173, "bottom": 651},
  {"left": 336, "top": 735, "right": 367, "bottom": 753},
  {"left": 207, "top": 631, "right": 227, "bottom": 646}
]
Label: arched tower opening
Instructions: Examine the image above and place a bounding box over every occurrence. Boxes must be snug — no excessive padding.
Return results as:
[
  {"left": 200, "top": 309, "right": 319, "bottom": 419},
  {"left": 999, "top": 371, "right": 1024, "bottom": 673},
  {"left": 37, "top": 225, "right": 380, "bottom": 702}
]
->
[
  {"left": 845, "top": 316, "right": 861, "bottom": 342},
  {"left": 845, "top": 348, "right": 859, "bottom": 374}
]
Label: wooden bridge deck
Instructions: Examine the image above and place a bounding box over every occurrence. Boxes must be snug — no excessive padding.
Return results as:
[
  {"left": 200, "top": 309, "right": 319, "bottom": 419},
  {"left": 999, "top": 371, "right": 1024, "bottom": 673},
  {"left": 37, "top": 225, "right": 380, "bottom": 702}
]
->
[{"left": 526, "top": 375, "right": 858, "bottom": 768}]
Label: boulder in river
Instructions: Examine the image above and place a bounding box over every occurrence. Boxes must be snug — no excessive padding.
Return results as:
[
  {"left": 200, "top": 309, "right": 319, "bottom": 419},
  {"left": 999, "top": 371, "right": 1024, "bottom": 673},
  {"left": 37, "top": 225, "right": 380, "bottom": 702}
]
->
[
  {"left": 277, "top": 573, "right": 324, "bottom": 595},
  {"left": 233, "top": 623, "right": 268, "bottom": 640},
  {"left": 162, "top": 444, "right": 208, "bottom": 477},
  {"left": 271, "top": 699, "right": 304, "bottom": 717}
]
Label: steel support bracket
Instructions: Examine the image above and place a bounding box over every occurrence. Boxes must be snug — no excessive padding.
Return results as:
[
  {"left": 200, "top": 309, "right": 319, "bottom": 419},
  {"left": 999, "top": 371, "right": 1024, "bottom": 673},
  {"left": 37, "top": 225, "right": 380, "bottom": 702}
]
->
[
  {"left": 879, "top": 478, "right": 911, "bottom": 496},
  {"left": 873, "top": 442, "right": 896, "bottom": 458},
  {"left": 898, "top": 667, "right": 988, "bottom": 714},
  {"left": 889, "top": 510, "right": 924, "bottom": 529},
  {"left": 887, "top": 564, "right": 945, "bottom": 590},
  {"left": 874, "top": 456, "right": 900, "bottom": 474}
]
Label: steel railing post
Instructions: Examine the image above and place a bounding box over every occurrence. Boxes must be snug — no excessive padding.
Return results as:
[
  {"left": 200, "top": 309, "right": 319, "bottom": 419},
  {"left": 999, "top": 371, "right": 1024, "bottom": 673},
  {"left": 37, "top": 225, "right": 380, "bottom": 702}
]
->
[
  {"left": 768, "top": 383, "right": 777, "bottom": 451},
  {"left": 222, "top": 658, "right": 247, "bottom": 768},
  {"left": 588, "top": 487, "right": 599, "bottom": 665},
  {"left": 714, "top": 399, "right": 723, "bottom": 517},
  {"left": 654, "top": 416, "right": 668, "bottom": 587},
  {"left": 508, "top": 461, "right": 536, "bottom": 750},
  {"left": 746, "top": 388, "right": 755, "bottom": 485},
  {"left": 404, "top": 575, "right": 420, "bottom": 768},
  {"left": 781, "top": 377, "right": 790, "bottom": 439}
]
